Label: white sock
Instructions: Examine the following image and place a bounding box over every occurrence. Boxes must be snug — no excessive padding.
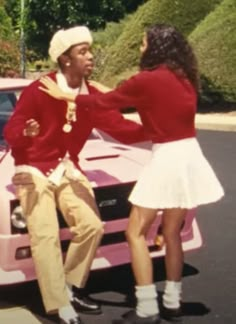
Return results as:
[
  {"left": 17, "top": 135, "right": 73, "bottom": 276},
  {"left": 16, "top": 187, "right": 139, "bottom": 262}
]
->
[
  {"left": 135, "top": 284, "right": 159, "bottom": 317},
  {"left": 163, "top": 280, "right": 182, "bottom": 309},
  {"left": 66, "top": 283, "right": 74, "bottom": 301},
  {"left": 58, "top": 305, "right": 78, "bottom": 323}
]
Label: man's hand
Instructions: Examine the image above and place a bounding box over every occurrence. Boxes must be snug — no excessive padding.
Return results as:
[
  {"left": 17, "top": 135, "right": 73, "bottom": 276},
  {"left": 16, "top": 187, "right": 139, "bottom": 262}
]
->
[{"left": 23, "top": 119, "right": 40, "bottom": 137}]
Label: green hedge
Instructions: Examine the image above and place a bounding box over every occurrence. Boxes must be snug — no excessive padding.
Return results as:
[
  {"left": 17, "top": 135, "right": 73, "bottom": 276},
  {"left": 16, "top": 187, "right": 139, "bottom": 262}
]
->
[
  {"left": 189, "top": 0, "right": 236, "bottom": 104},
  {"left": 96, "top": 0, "right": 222, "bottom": 85},
  {"left": 92, "top": 16, "right": 132, "bottom": 80}
]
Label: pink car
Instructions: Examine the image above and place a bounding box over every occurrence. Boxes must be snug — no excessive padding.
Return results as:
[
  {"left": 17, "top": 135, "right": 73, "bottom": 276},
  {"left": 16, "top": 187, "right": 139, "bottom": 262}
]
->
[{"left": 0, "top": 78, "right": 202, "bottom": 285}]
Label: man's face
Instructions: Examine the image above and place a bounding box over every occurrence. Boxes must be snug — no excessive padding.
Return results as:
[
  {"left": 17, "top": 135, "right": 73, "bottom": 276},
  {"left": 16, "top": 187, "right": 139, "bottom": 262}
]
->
[{"left": 67, "top": 43, "right": 94, "bottom": 77}]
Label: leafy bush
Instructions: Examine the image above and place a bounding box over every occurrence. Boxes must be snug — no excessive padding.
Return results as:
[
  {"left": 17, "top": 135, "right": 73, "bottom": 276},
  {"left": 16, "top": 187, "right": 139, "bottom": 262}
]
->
[
  {"left": 96, "top": 0, "right": 222, "bottom": 85},
  {"left": 189, "top": 0, "right": 236, "bottom": 104},
  {"left": 0, "top": 39, "right": 20, "bottom": 77},
  {"left": 92, "top": 16, "right": 132, "bottom": 80},
  {"left": 0, "top": 4, "right": 20, "bottom": 76}
]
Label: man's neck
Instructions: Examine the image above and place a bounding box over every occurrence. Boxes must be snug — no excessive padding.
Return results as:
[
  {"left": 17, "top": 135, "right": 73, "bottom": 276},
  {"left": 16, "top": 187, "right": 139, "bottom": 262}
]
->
[{"left": 63, "top": 72, "right": 83, "bottom": 89}]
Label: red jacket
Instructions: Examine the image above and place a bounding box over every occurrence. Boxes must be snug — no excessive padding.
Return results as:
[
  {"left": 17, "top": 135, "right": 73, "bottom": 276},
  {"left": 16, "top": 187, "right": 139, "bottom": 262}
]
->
[
  {"left": 75, "top": 66, "right": 197, "bottom": 143},
  {"left": 3, "top": 72, "right": 147, "bottom": 175}
]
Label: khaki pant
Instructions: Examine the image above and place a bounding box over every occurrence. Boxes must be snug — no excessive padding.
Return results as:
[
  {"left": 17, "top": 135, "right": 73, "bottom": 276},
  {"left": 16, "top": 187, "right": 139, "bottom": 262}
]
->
[{"left": 13, "top": 172, "right": 104, "bottom": 313}]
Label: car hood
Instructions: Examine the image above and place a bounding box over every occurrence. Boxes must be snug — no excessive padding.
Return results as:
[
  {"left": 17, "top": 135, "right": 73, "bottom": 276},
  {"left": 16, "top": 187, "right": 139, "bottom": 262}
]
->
[
  {"left": 0, "top": 78, "right": 32, "bottom": 91},
  {"left": 0, "top": 139, "right": 151, "bottom": 199},
  {"left": 80, "top": 139, "right": 151, "bottom": 187}
]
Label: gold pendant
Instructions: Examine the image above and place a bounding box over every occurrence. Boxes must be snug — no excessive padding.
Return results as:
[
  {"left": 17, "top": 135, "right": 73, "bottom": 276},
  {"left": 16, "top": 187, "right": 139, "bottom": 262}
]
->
[{"left": 63, "top": 123, "right": 72, "bottom": 133}]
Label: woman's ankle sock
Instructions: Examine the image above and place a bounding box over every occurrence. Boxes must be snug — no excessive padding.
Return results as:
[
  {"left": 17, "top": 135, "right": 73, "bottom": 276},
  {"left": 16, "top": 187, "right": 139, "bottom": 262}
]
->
[
  {"left": 135, "top": 284, "right": 159, "bottom": 317},
  {"left": 163, "top": 280, "right": 182, "bottom": 309}
]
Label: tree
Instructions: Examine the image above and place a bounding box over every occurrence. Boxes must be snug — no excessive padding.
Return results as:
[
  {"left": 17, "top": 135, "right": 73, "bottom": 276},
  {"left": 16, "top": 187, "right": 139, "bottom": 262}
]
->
[
  {"left": 5, "top": 0, "right": 145, "bottom": 58},
  {"left": 0, "top": 2, "right": 16, "bottom": 40}
]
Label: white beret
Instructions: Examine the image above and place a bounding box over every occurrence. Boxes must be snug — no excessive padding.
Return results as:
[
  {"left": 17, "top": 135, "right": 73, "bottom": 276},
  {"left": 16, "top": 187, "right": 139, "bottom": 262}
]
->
[{"left": 49, "top": 26, "right": 93, "bottom": 62}]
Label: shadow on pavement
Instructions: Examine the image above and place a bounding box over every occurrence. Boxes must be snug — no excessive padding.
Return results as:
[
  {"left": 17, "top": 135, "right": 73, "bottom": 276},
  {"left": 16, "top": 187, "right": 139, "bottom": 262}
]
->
[
  {"left": 86, "top": 258, "right": 199, "bottom": 295},
  {"left": 84, "top": 258, "right": 200, "bottom": 309},
  {"left": 181, "top": 301, "right": 210, "bottom": 317},
  {"left": 0, "top": 258, "right": 201, "bottom": 323}
]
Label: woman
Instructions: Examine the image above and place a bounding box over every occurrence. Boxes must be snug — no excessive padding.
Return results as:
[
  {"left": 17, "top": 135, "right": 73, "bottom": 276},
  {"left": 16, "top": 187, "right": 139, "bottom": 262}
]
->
[{"left": 40, "top": 24, "right": 224, "bottom": 324}]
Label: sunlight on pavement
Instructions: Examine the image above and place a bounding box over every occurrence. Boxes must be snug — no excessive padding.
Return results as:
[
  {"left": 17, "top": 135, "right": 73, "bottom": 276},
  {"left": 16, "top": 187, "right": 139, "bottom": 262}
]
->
[
  {"left": 195, "top": 113, "right": 236, "bottom": 131},
  {"left": 0, "top": 307, "right": 41, "bottom": 324}
]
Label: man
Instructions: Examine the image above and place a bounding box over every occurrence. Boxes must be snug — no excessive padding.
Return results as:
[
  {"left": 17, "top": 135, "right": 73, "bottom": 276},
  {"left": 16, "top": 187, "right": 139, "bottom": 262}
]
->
[{"left": 4, "top": 26, "right": 147, "bottom": 324}]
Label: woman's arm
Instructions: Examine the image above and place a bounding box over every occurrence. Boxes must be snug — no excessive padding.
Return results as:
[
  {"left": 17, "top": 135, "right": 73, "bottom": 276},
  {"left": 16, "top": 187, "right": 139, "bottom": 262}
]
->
[
  {"left": 39, "top": 73, "right": 143, "bottom": 113},
  {"left": 93, "top": 108, "right": 148, "bottom": 144},
  {"left": 39, "top": 75, "right": 148, "bottom": 143},
  {"left": 88, "top": 80, "right": 112, "bottom": 93}
]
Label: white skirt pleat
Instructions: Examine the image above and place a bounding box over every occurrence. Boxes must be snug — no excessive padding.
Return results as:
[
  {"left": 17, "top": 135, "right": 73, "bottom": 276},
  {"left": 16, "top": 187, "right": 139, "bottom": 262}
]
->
[{"left": 129, "top": 138, "right": 224, "bottom": 209}]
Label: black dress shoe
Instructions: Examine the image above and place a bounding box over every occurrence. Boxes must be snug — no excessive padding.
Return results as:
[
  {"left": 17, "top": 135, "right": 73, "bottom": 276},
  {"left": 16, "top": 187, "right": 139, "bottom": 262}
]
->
[
  {"left": 113, "top": 310, "right": 161, "bottom": 324},
  {"left": 161, "top": 305, "right": 182, "bottom": 322},
  {"left": 72, "top": 290, "right": 102, "bottom": 315},
  {"left": 60, "top": 315, "right": 84, "bottom": 324}
]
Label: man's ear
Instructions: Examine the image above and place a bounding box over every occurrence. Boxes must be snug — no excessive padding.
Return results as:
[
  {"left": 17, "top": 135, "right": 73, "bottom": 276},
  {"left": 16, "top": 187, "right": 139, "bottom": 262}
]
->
[{"left": 58, "top": 54, "right": 71, "bottom": 68}]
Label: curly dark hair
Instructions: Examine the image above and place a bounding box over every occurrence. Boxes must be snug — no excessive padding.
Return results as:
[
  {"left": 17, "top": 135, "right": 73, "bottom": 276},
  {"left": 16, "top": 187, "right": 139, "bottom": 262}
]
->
[{"left": 140, "top": 24, "right": 200, "bottom": 91}]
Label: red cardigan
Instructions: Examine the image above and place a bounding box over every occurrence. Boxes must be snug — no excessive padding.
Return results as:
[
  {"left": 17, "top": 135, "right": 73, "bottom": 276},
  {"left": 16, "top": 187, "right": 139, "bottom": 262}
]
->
[
  {"left": 75, "top": 66, "right": 197, "bottom": 143},
  {"left": 3, "top": 72, "right": 147, "bottom": 175}
]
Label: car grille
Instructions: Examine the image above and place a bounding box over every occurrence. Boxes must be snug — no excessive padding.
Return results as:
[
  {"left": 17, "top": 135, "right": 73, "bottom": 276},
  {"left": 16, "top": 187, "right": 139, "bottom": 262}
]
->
[
  {"left": 95, "top": 181, "right": 135, "bottom": 221},
  {"left": 57, "top": 181, "right": 135, "bottom": 228}
]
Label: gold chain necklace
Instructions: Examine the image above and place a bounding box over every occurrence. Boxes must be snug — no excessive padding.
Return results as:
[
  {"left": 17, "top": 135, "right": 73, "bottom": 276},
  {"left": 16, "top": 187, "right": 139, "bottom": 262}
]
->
[{"left": 62, "top": 101, "right": 77, "bottom": 133}]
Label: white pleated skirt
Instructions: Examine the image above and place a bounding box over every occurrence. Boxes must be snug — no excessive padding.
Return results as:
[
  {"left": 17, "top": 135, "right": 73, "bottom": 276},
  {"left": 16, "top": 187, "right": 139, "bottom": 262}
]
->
[{"left": 129, "top": 138, "right": 224, "bottom": 209}]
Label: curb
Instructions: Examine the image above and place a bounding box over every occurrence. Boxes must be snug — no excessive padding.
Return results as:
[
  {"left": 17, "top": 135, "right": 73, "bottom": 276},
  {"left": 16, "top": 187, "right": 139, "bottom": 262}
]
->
[
  {"left": 124, "top": 112, "right": 236, "bottom": 132},
  {"left": 195, "top": 114, "right": 236, "bottom": 132}
]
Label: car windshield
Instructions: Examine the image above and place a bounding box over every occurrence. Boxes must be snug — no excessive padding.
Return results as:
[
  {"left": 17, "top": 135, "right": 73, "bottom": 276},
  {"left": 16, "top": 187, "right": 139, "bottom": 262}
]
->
[{"left": 0, "top": 90, "right": 21, "bottom": 146}]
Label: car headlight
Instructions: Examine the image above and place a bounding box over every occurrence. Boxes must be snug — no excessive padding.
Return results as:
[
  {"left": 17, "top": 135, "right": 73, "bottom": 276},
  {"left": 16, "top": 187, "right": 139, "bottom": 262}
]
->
[{"left": 11, "top": 206, "right": 27, "bottom": 229}]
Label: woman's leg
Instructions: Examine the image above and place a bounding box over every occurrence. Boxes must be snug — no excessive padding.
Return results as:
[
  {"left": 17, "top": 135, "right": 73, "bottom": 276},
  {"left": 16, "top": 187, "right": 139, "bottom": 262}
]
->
[
  {"left": 126, "top": 205, "right": 157, "bottom": 285},
  {"left": 162, "top": 208, "right": 187, "bottom": 281},
  {"left": 161, "top": 208, "right": 187, "bottom": 312},
  {"left": 126, "top": 205, "right": 160, "bottom": 319}
]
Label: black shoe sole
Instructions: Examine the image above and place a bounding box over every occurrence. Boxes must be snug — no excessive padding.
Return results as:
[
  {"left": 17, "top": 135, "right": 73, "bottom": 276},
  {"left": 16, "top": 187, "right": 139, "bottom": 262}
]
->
[
  {"left": 117, "top": 309, "right": 161, "bottom": 323},
  {"left": 76, "top": 308, "right": 102, "bottom": 315},
  {"left": 161, "top": 306, "right": 182, "bottom": 322},
  {"left": 72, "top": 300, "right": 102, "bottom": 315}
]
